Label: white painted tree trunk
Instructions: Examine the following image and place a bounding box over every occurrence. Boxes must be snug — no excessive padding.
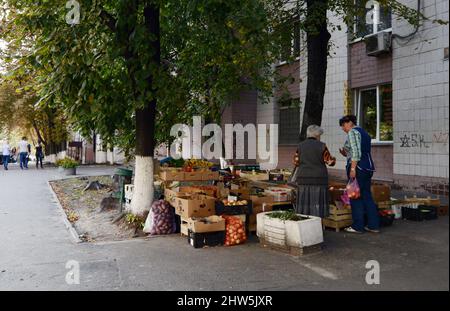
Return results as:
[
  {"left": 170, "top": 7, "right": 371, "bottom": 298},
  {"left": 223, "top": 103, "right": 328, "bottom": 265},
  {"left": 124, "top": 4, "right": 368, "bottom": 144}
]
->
[{"left": 129, "top": 156, "right": 154, "bottom": 216}]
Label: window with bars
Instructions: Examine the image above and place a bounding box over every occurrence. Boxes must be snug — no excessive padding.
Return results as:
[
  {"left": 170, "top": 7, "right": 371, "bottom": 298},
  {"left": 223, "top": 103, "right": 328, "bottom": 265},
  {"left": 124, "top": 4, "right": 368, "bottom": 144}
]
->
[{"left": 278, "top": 98, "right": 300, "bottom": 145}]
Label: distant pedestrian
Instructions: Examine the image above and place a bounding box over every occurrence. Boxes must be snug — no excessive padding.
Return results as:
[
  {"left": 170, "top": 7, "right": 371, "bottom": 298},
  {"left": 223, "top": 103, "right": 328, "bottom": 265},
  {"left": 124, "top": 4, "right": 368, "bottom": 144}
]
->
[
  {"left": 18, "top": 136, "right": 29, "bottom": 170},
  {"left": 2, "top": 140, "right": 11, "bottom": 170},
  {"left": 35, "top": 140, "right": 44, "bottom": 169}
]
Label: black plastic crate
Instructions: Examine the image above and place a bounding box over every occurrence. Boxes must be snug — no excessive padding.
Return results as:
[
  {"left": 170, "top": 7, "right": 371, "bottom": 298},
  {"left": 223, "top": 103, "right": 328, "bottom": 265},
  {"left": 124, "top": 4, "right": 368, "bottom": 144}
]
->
[
  {"left": 418, "top": 205, "right": 438, "bottom": 220},
  {"left": 174, "top": 213, "right": 181, "bottom": 234},
  {"left": 215, "top": 201, "right": 252, "bottom": 215},
  {"left": 379, "top": 214, "right": 395, "bottom": 227},
  {"left": 402, "top": 205, "right": 439, "bottom": 221},
  {"left": 187, "top": 230, "right": 225, "bottom": 248},
  {"left": 401, "top": 206, "right": 423, "bottom": 221}
]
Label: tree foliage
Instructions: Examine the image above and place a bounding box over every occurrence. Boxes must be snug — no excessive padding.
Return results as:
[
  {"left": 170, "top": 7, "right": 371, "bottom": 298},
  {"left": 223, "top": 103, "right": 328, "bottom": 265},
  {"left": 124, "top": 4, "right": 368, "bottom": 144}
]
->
[{"left": 1, "top": 0, "right": 297, "bottom": 154}]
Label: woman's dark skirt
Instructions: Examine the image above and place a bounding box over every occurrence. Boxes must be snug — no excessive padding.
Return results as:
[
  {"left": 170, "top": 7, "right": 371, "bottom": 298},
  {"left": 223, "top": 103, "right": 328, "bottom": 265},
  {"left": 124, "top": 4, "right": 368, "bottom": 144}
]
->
[{"left": 295, "top": 184, "right": 330, "bottom": 218}]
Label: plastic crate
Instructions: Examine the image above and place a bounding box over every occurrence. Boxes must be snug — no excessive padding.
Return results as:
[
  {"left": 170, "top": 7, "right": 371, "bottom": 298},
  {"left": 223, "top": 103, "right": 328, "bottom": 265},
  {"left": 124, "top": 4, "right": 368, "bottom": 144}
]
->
[
  {"left": 379, "top": 214, "right": 395, "bottom": 227},
  {"left": 402, "top": 205, "right": 438, "bottom": 221},
  {"left": 401, "top": 206, "right": 423, "bottom": 221},
  {"left": 215, "top": 201, "right": 252, "bottom": 215},
  {"left": 187, "top": 229, "right": 225, "bottom": 248},
  {"left": 418, "top": 205, "right": 438, "bottom": 220}
]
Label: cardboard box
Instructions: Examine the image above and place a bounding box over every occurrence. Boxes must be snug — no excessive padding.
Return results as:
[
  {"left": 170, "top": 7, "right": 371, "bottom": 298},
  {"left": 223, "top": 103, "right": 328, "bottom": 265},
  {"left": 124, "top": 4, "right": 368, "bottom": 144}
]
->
[
  {"left": 202, "top": 171, "right": 220, "bottom": 181},
  {"left": 371, "top": 184, "right": 391, "bottom": 202},
  {"left": 250, "top": 195, "right": 275, "bottom": 214},
  {"left": 180, "top": 223, "right": 189, "bottom": 236},
  {"left": 159, "top": 169, "right": 185, "bottom": 181},
  {"left": 187, "top": 215, "right": 226, "bottom": 233},
  {"left": 165, "top": 188, "right": 216, "bottom": 217},
  {"left": 184, "top": 171, "right": 204, "bottom": 181},
  {"left": 238, "top": 171, "right": 269, "bottom": 181},
  {"left": 164, "top": 188, "right": 185, "bottom": 206},
  {"left": 249, "top": 214, "right": 257, "bottom": 225},
  {"left": 249, "top": 194, "right": 274, "bottom": 206},
  {"left": 264, "top": 188, "right": 292, "bottom": 202},
  {"left": 176, "top": 196, "right": 216, "bottom": 218},
  {"left": 179, "top": 186, "right": 217, "bottom": 198}
]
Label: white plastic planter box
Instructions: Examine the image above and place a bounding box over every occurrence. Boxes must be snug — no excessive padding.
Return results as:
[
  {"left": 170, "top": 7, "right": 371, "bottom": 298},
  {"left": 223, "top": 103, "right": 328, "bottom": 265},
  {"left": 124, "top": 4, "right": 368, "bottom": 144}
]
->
[{"left": 256, "top": 212, "right": 323, "bottom": 250}]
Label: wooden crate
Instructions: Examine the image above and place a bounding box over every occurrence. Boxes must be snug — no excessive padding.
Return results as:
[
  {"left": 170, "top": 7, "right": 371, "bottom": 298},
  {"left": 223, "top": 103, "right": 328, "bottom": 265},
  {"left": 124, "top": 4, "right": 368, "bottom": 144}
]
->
[
  {"left": 327, "top": 207, "right": 352, "bottom": 221},
  {"left": 322, "top": 218, "right": 353, "bottom": 232},
  {"left": 259, "top": 237, "right": 323, "bottom": 256}
]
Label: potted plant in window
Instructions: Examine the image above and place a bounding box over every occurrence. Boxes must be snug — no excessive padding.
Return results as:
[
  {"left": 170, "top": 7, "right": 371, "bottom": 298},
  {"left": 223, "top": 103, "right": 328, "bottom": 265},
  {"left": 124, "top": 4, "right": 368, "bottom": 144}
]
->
[{"left": 57, "top": 157, "right": 79, "bottom": 175}]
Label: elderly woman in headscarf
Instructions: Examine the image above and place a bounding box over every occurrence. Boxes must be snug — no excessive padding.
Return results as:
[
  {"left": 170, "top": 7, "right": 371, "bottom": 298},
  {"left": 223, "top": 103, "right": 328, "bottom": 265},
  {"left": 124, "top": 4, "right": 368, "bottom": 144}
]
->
[{"left": 293, "top": 125, "right": 336, "bottom": 218}]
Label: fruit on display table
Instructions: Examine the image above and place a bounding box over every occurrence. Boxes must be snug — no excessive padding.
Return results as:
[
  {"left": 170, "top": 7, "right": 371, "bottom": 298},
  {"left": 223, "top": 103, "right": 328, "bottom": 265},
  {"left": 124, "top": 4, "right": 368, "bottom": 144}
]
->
[{"left": 221, "top": 199, "right": 248, "bottom": 206}]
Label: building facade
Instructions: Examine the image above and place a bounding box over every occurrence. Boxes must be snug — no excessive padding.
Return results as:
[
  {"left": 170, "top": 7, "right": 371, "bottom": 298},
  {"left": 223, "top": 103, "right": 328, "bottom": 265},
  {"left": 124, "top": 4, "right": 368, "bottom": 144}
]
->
[{"left": 229, "top": 0, "right": 448, "bottom": 196}]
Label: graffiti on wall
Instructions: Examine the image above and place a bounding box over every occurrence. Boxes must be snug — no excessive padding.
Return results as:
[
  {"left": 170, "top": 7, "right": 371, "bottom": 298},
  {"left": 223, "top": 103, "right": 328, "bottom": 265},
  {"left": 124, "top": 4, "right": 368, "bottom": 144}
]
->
[
  {"left": 433, "top": 132, "right": 449, "bottom": 144},
  {"left": 399, "top": 132, "right": 449, "bottom": 148}
]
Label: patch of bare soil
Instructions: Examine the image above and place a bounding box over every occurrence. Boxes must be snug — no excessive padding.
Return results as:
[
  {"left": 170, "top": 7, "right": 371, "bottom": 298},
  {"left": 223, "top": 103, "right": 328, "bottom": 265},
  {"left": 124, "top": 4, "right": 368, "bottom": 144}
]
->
[{"left": 50, "top": 176, "right": 146, "bottom": 242}]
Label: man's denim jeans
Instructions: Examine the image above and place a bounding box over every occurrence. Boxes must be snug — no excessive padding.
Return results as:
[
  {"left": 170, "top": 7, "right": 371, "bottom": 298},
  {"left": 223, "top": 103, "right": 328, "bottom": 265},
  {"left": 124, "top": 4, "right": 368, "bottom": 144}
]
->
[
  {"left": 2, "top": 155, "right": 9, "bottom": 169},
  {"left": 19, "top": 152, "right": 28, "bottom": 169}
]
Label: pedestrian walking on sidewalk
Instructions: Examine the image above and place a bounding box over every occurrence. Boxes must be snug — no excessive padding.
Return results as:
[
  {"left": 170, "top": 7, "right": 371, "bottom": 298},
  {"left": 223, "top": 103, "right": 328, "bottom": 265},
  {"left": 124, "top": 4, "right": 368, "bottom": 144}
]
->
[
  {"left": 35, "top": 140, "right": 44, "bottom": 169},
  {"left": 2, "top": 139, "right": 11, "bottom": 170},
  {"left": 339, "top": 115, "right": 380, "bottom": 234},
  {"left": 18, "top": 136, "right": 29, "bottom": 170}
]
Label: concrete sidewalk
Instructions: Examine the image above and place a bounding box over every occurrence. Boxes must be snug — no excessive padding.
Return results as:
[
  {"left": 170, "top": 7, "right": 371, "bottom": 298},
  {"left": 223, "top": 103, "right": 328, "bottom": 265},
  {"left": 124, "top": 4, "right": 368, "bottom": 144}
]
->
[{"left": 0, "top": 165, "right": 448, "bottom": 290}]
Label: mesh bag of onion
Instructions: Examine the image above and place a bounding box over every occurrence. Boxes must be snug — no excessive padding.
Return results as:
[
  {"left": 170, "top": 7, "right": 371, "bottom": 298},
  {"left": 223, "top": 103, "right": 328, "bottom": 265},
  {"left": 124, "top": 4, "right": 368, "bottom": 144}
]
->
[{"left": 223, "top": 215, "right": 247, "bottom": 246}]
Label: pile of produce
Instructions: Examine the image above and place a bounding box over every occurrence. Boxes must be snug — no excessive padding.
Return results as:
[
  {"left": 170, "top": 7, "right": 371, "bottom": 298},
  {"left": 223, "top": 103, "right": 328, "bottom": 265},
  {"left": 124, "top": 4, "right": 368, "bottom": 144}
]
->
[
  {"left": 221, "top": 199, "right": 248, "bottom": 206},
  {"left": 184, "top": 158, "right": 214, "bottom": 170},
  {"left": 143, "top": 200, "right": 176, "bottom": 235},
  {"left": 223, "top": 216, "right": 247, "bottom": 246}
]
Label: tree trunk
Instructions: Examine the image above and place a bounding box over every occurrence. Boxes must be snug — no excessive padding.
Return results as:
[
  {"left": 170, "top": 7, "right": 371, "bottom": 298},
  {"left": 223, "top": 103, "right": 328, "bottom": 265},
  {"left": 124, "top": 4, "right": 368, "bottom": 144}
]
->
[
  {"left": 299, "top": 0, "right": 331, "bottom": 141},
  {"left": 129, "top": 3, "right": 160, "bottom": 217}
]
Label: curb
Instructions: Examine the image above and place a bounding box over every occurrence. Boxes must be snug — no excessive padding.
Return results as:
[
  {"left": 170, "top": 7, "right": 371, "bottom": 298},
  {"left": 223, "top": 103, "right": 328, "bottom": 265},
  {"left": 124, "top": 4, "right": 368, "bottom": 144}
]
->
[{"left": 47, "top": 181, "right": 83, "bottom": 244}]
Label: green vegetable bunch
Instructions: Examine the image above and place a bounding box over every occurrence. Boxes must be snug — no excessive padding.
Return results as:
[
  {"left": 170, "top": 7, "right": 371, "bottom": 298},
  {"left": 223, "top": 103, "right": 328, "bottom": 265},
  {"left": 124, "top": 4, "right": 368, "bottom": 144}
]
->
[
  {"left": 56, "top": 157, "right": 79, "bottom": 169},
  {"left": 266, "top": 210, "right": 308, "bottom": 221}
]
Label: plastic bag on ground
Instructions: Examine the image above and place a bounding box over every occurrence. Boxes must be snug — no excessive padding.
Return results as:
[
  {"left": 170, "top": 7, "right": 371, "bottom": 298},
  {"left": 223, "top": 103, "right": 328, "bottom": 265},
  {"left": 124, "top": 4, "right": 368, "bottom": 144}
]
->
[{"left": 143, "top": 200, "right": 176, "bottom": 235}]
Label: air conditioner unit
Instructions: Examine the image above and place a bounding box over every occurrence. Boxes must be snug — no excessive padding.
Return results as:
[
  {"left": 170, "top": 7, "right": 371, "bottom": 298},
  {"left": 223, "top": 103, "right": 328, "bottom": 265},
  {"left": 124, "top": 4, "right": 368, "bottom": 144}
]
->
[{"left": 365, "top": 32, "right": 392, "bottom": 56}]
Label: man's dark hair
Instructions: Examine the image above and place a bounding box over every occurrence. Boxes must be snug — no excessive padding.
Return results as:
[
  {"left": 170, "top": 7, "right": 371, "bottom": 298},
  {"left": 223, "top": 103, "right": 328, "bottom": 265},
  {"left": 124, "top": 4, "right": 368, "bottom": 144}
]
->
[
  {"left": 22, "top": 136, "right": 27, "bottom": 140},
  {"left": 339, "top": 115, "right": 357, "bottom": 126}
]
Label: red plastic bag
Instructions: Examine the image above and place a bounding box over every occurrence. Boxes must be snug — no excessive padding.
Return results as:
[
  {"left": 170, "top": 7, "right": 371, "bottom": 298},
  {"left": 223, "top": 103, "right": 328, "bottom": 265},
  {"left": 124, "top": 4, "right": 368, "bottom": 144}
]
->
[{"left": 345, "top": 178, "right": 361, "bottom": 200}]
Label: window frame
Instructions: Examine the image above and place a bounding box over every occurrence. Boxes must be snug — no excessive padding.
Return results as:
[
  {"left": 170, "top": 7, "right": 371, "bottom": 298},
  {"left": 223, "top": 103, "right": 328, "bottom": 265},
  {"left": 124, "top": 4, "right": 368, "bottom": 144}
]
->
[
  {"left": 278, "top": 99, "right": 301, "bottom": 146},
  {"left": 352, "top": 0, "right": 392, "bottom": 42},
  {"left": 355, "top": 84, "right": 393, "bottom": 144},
  {"left": 277, "top": 17, "right": 301, "bottom": 65}
]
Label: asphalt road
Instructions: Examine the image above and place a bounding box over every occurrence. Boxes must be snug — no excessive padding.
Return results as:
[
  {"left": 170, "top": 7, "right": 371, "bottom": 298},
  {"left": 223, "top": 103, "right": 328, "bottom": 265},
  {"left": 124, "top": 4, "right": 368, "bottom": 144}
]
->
[{"left": 0, "top": 164, "right": 448, "bottom": 290}]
